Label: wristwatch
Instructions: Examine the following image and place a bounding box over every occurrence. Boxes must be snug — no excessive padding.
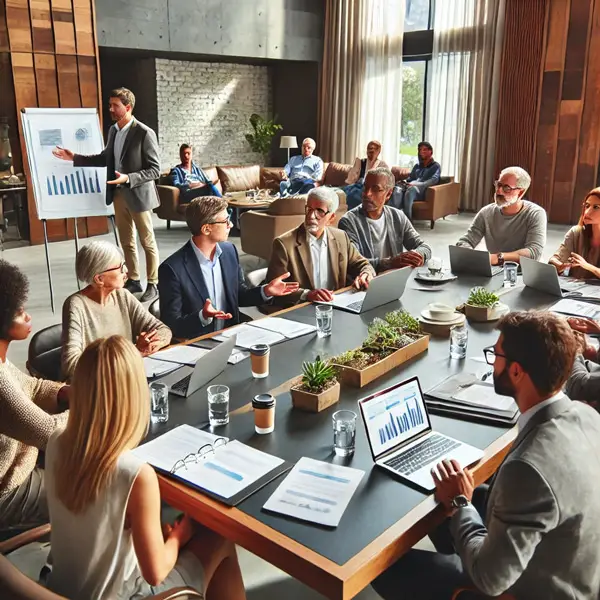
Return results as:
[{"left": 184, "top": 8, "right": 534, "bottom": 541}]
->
[
  {"left": 497, "top": 252, "right": 505, "bottom": 267},
  {"left": 450, "top": 494, "right": 470, "bottom": 509}
]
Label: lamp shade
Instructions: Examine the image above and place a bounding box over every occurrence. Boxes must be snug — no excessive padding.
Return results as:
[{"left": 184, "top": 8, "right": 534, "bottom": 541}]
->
[{"left": 280, "top": 135, "right": 298, "bottom": 149}]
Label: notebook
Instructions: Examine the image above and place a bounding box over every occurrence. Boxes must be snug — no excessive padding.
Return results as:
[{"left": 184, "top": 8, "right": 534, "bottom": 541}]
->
[{"left": 132, "top": 425, "right": 292, "bottom": 506}]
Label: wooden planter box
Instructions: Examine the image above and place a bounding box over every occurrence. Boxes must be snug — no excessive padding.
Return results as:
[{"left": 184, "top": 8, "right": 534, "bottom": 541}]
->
[
  {"left": 464, "top": 304, "right": 496, "bottom": 322},
  {"left": 332, "top": 335, "right": 429, "bottom": 388},
  {"left": 291, "top": 380, "right": 341, "bottom": 413}
]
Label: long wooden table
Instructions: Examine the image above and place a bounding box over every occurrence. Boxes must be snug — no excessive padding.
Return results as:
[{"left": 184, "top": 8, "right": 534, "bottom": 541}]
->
[{"left": 152, "top": 273, "right": 556, "bottom": 599}]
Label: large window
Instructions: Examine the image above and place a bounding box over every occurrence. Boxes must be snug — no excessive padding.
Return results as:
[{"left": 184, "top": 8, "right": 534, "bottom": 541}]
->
[
  {"left": 404, "top": 0, "right": 431, "bottom": 32},
  {"left": 400, "top": 61, "right": 426, "bottom": 167}
]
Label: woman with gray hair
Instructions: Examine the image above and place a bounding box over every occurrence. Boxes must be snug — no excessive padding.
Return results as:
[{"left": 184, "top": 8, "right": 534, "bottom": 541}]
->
[{"left": 61, "top": 241, "right": 171, "bottom": 379}]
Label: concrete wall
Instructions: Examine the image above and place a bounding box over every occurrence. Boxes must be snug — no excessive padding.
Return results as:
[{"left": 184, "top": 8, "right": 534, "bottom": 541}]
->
[
  {"left": 96, "top": 0, "right": 324, "bottom": 62},
  {"left": 156, "top": 59, "right": 272, "bottom": 168}
]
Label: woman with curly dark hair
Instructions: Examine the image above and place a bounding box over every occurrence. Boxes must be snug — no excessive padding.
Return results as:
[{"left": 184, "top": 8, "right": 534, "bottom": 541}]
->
[{"left": 0, "top": 259, "right": 69, "bottom": 530}]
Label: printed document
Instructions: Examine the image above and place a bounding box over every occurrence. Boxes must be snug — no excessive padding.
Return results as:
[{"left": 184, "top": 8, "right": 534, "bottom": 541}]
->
[
  {"left": 550, "top": 299, "right": 600, "bottom": 320},
  {"left": 263, "top": 457, "right": 364, "bottom": 527},
  {"left": 452, "top": 384, "right": 517, "bottom": 415},
  {"left": 151, "top": 345, "right": 209, "bottom": 366},
  {"left": 249, "top": 317, "right": 316, "bottom": 339},
  {"left": 143, "top": 357, "right": 182, "bottom": 379},
  {"left": 213, "top": 323, "right": 285, "bottom": 349}
]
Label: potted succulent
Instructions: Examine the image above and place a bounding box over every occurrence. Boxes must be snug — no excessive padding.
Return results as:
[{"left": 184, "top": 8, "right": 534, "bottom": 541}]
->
[
  {"left": 464, "top": 287, "right": 500, "bottom": 322},
  {"left": 291, "top": 356, "right": 340, "bottom": 412},
  {"left": 330, "top": 311, "right": 429, "bottom": 388}
]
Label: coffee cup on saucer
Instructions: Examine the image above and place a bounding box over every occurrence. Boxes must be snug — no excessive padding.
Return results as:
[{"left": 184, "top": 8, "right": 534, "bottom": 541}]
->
[{"left": 427, "top": 302, "right": 456, "bottom": 322}]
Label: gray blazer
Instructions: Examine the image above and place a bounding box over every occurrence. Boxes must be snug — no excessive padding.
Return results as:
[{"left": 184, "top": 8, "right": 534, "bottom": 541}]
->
[
  {"left": 73, "top": 118, "right": 160, "bottom": 213},
  {"left": 450, "top": 396, "right": 600, "bottom": 599}
]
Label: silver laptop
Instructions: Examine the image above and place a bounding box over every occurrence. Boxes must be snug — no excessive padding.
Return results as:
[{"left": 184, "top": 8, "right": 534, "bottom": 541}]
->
[
  {"left": 324, "top": 267, "right": 412, "bottom": 314},
  {"left": 521, "top": 256, "right": 586, "bottom": 297},
  {"left": 358, "top": 377, "right": 484, "bottom": 492},
  {"left": 157, "top": 335, "right": 237, "bottom": 397},
  {"left": 449, "top": 245, "right": 503, "bottom": 277}
]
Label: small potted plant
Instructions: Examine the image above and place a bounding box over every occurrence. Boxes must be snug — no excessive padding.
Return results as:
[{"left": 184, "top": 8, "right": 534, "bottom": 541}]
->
[
  {"left": 330, "top": 311, "right": 429, "bottom": 387},
  {"left": 465, "top": 287, "right": 500, "bottom": 321},
  {"left": 291, "top": 356, "right": 340, "bottom": 412}
]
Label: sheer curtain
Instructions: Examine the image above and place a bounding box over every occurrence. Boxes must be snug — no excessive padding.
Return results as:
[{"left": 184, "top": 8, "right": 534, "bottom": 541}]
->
[
  {"left": 426, "top": 0, "right": 505, "bottom": 211},
  {"left": 357, "top": 0, "right": 405, "bottom": 165},
  {"left": 318, "top": 0, "right": 405, "bottom": 165}
]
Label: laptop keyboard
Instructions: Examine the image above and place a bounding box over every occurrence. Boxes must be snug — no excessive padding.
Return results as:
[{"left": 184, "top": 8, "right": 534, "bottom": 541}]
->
[
  {"left": 384, "top": 433, "right": 460, "bottom": 476},
  {"left": 171, "top": 374, "right": 191, "bottom": 394},
  {"left": 346, "top": 300, "right": 363, "bottom": 311}
]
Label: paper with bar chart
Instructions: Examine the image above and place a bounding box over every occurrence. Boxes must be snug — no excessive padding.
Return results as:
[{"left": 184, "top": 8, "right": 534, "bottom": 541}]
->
[
  {"left": 363, "top": 379, "right": 430, "bottom": 458},
  {"left": 21, "top": 108, "right": 114, "bottom": 220}
]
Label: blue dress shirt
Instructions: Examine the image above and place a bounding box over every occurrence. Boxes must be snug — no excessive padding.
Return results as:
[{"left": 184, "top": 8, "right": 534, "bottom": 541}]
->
[{"left": 284, "top": 154, "right": 324, "bottom": 181}]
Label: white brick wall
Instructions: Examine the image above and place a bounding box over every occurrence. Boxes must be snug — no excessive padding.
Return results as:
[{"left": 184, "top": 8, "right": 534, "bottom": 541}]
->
[{"left": 156, "top": 58, "right": 272, "bottom": 169}]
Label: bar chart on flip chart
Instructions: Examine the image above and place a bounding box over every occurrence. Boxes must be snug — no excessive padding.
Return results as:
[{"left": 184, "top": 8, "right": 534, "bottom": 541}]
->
[{"left": 21, "top": 108, "right": 113, "bottom": 220}]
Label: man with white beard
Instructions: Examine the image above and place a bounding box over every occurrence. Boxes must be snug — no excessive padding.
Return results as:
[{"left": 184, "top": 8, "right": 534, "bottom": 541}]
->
[
  {"left": 266, "top": 187, "right": 375, "bottom": 308},
  {"left": 455, "top": 166, "right": 547, "bottom": 264}
]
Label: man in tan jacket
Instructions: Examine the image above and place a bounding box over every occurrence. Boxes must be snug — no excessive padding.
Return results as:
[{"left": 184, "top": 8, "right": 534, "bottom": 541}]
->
[{"left": 267, "top": 187, "right": 375, "bottom": 307}]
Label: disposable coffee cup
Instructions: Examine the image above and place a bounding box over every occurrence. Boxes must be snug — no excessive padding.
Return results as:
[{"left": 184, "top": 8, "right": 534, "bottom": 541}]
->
[
  {"left": 250, "top": 344, "right": 270, "bottom": 378},
  {"left": 252, "top": 393, "right": 276, "bottom": 434}
]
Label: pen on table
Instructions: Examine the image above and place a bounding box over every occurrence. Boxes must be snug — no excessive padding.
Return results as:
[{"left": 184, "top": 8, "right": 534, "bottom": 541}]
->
[{"left": 481, "top": 369, "right": 493, "bottom": 381}]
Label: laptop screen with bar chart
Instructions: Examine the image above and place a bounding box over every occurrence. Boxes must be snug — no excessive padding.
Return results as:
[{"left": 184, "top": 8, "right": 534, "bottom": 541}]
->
[{"left": 359, "top": 377, "right": 432, "bottom": 460}]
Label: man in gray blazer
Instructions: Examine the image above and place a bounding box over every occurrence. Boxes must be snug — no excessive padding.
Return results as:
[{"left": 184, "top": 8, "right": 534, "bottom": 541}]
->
[
  {"left": 53, "top": 88, "right": 161, "bottom": 302},
  {"left": 373, "top": 311, "right": 600, "bottom": 600}
]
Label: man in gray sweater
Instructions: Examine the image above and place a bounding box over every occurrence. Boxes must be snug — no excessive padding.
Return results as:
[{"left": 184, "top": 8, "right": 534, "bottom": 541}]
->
[
  {"left": 339, "top": 168, "right": 432, "bottom": 273},
  {"left": 456, "top": 166, "right": 547, "bottom": 264}
]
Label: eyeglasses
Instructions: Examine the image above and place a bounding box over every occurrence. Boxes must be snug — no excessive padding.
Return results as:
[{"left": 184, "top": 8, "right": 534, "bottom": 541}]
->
[
  {"left": 103, "top": 262, "right": 126, "bottom": 274},
  {"left": 493, "top": 180, "right": 521, "bottom": 194},
  {"left": 208, "top": 217, "right": 233, "bottom": 226},
  {"left": 483, "top": 345, "right": 509, "bottom": 365},
  {"left": 305, "top": 206, "right": 330, "bottom": 219}
]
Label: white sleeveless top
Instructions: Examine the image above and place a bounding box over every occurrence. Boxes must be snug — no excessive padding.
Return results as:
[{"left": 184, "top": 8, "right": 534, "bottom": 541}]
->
[{"left": 44, "top": 431, "right": 149, "bottom": 600}]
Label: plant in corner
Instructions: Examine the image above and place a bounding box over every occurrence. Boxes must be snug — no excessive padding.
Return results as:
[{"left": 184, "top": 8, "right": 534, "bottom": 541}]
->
[
  {"left": 244, "top": 113, "right": 283, "bottom": 156},
  {"left": 467, "top": 287, "right": 499, "bottom": 308}
]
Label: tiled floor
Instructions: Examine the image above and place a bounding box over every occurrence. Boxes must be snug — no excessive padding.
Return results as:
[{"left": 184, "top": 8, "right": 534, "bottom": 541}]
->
[{"left": 2, "top": 212, "right": 570, "bottom": 599}]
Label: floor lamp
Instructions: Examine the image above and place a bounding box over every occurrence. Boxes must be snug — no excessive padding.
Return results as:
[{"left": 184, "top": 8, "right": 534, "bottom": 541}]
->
[{"left": 279, "top": 135, "right": 298, "bottom": 164}]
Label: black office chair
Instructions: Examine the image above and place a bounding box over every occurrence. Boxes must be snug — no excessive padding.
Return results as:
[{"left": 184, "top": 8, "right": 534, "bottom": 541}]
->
[
  {"left": 27, "top": 324, "right": 63, "bottom": 382},
  {"left": 149, "top": 298, "right": 160, "bottom": 319}
]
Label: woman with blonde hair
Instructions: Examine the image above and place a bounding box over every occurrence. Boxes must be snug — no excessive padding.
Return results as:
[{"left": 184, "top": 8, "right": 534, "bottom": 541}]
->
[
  {"left": 62, "top": 240, "right": 171, "bottom": 379},
  {"left": 343, "top": 140, "right": 388, "bottom": 209},
  {"left": 44, "top": 335, "right": 245, "bottom": 600},
  {"left": 549, "top": 187, "right": 600, "bottom": 279}
]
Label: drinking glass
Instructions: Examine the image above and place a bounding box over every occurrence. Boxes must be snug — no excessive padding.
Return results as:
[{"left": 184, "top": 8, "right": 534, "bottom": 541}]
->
[
  {"left": 207, "top": 385, "right": 229, "bottom": 427},
  {"left": 316, "top": 304, "right": 333, "bottom": 338},
  {"left": 149, "top": 382, "right": 169, "bottom": 424},
  {"left": 332, "top": 410, "right": 357, "bottom": 457},
  {"left": 503, "top": 261, "right": 518, "bottom": 287},
  {"left": 449, "top": 325, "right": 468, "bottom": 359},
  {"left": 427, "top": 256, "right": 443, "bottom": 277}
]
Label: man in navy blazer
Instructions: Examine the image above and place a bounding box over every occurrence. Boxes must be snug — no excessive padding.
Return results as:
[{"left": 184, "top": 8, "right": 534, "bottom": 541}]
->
[{"left": 158, "top": 197, "right": 298, "bottom": 340}]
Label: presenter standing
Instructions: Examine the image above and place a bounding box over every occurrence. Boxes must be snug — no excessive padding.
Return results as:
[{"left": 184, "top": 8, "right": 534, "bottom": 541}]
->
[{"left": 53, "top": 88, "right": 161, "bottom": 302}]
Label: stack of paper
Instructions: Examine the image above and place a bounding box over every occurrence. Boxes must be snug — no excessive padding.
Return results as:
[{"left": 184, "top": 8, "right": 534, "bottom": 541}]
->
[
  {"left": 263, "top": 457, "right": 364, "bottom": 527},
  {"left": 213, "top": 323, "right": 286, "bottom": 349},
  {"left": 151, "top": 345, "right": 209, "bottom": 366},
  {"left": 450, "top": 384, "right": 517, "bottom": 417},
  {"left": 249, "top": 317, "right": 317, "bottom": 339},
  {"left": 551, "top": 299, "right": 600, "bottom": 320},
  {"left": 143, "top": 357, "right": 183, "bottom": 379}
]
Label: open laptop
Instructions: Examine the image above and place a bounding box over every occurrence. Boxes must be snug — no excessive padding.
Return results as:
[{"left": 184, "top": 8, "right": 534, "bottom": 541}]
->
[
  {"left": 157, "top": 335, "right": 237, "bottom": 397},
  {"left": 323, "top": 266, "right": 412, "bottom": 314},
  {"left": 358, "top": 376, "right": 484, "bottom": 492},
  {"left": 449, "top": 245, "right": 503, "bottom": 277},
  {"left": 520, "top": 256, "right": 588, "bottom": 297}
]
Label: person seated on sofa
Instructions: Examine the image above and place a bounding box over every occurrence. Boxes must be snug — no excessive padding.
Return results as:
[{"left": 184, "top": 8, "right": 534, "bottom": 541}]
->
[
  {"left": 455, "top": 166, "right": 547, "bottom": 264},
  {"left": 279, "top": 138, "right": 324, "bottom": 197},
  {"left": 339, "top": 168, "right": 432, "bottom": 273},
  {"left": 342, "top": 140, "right": 389, "bottom": 210},
  {"left": 159, "top": 197, "right": 299, "bottom": 339},
  {"left": 62, "top": 241, "right": 172, "bottom": 380},
  {"left": 0, "top": 259, "right": 69, "bottom": 531},
  {"left": 389, "top": 141, "right": 441, "bottom": 221},
  {"left": 170, "top": 143, "right": 221, "bottom": 204},
  {"left": 267, "top": 187, "right": 375, "bottom": 308},
  {"left": 549, "top": 187, "right": 600, "bottom": 279}
]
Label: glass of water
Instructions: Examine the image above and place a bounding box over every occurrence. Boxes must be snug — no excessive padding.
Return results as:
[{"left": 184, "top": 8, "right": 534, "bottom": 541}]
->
[
  {"left": 333, "top": 410, "right": 357, "bottom": 457},
  {"left": 449, "top": 324, "right": 468, "bottom": 360},
  {"left": 427, "top": 256, "right": 443, "bottom": 277},
  {"left": 316, "top": 304, "right": 333, "bottom": 338},
  {"left": 503, "top": 261, "right": 518, "bottom": 287},
  {"left": 149, "top": 382, "right": 169, "bottom": 424},
  {"left": 207, "top": 385, "right": 229, "bottom": 427}
]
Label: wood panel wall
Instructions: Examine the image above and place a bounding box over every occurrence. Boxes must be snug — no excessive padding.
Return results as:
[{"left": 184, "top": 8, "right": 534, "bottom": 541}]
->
[
  {"left": 495, "top": 0, "right": 600, "bottom": 224},
  {"left": 0, "top": 0, "right": 107, "bottom": 244}
]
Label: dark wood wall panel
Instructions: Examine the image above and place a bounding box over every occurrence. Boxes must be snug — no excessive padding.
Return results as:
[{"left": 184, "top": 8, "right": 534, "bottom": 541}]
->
[
  {"left": 2, "top": 0, "right": 106, "bottom": 244},
  {"left": 496, "top": 0, "right": 600, "bottom": 224},
  {"left": 494, "top": 0, "right": 548, "bottom": 176}
]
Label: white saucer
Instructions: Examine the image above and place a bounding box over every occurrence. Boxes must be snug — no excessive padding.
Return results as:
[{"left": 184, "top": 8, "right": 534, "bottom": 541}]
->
[
  {"left": 420, "top": 310, "right": 465, "bottom": 325},
  {"left": 415, "top": 269, "right": 457, "bottom": 283}
]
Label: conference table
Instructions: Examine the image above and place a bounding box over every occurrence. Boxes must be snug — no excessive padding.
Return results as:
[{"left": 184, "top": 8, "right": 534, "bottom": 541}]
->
[{"left": 149, "top": 271, "right": 558, "bottom": 600}]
